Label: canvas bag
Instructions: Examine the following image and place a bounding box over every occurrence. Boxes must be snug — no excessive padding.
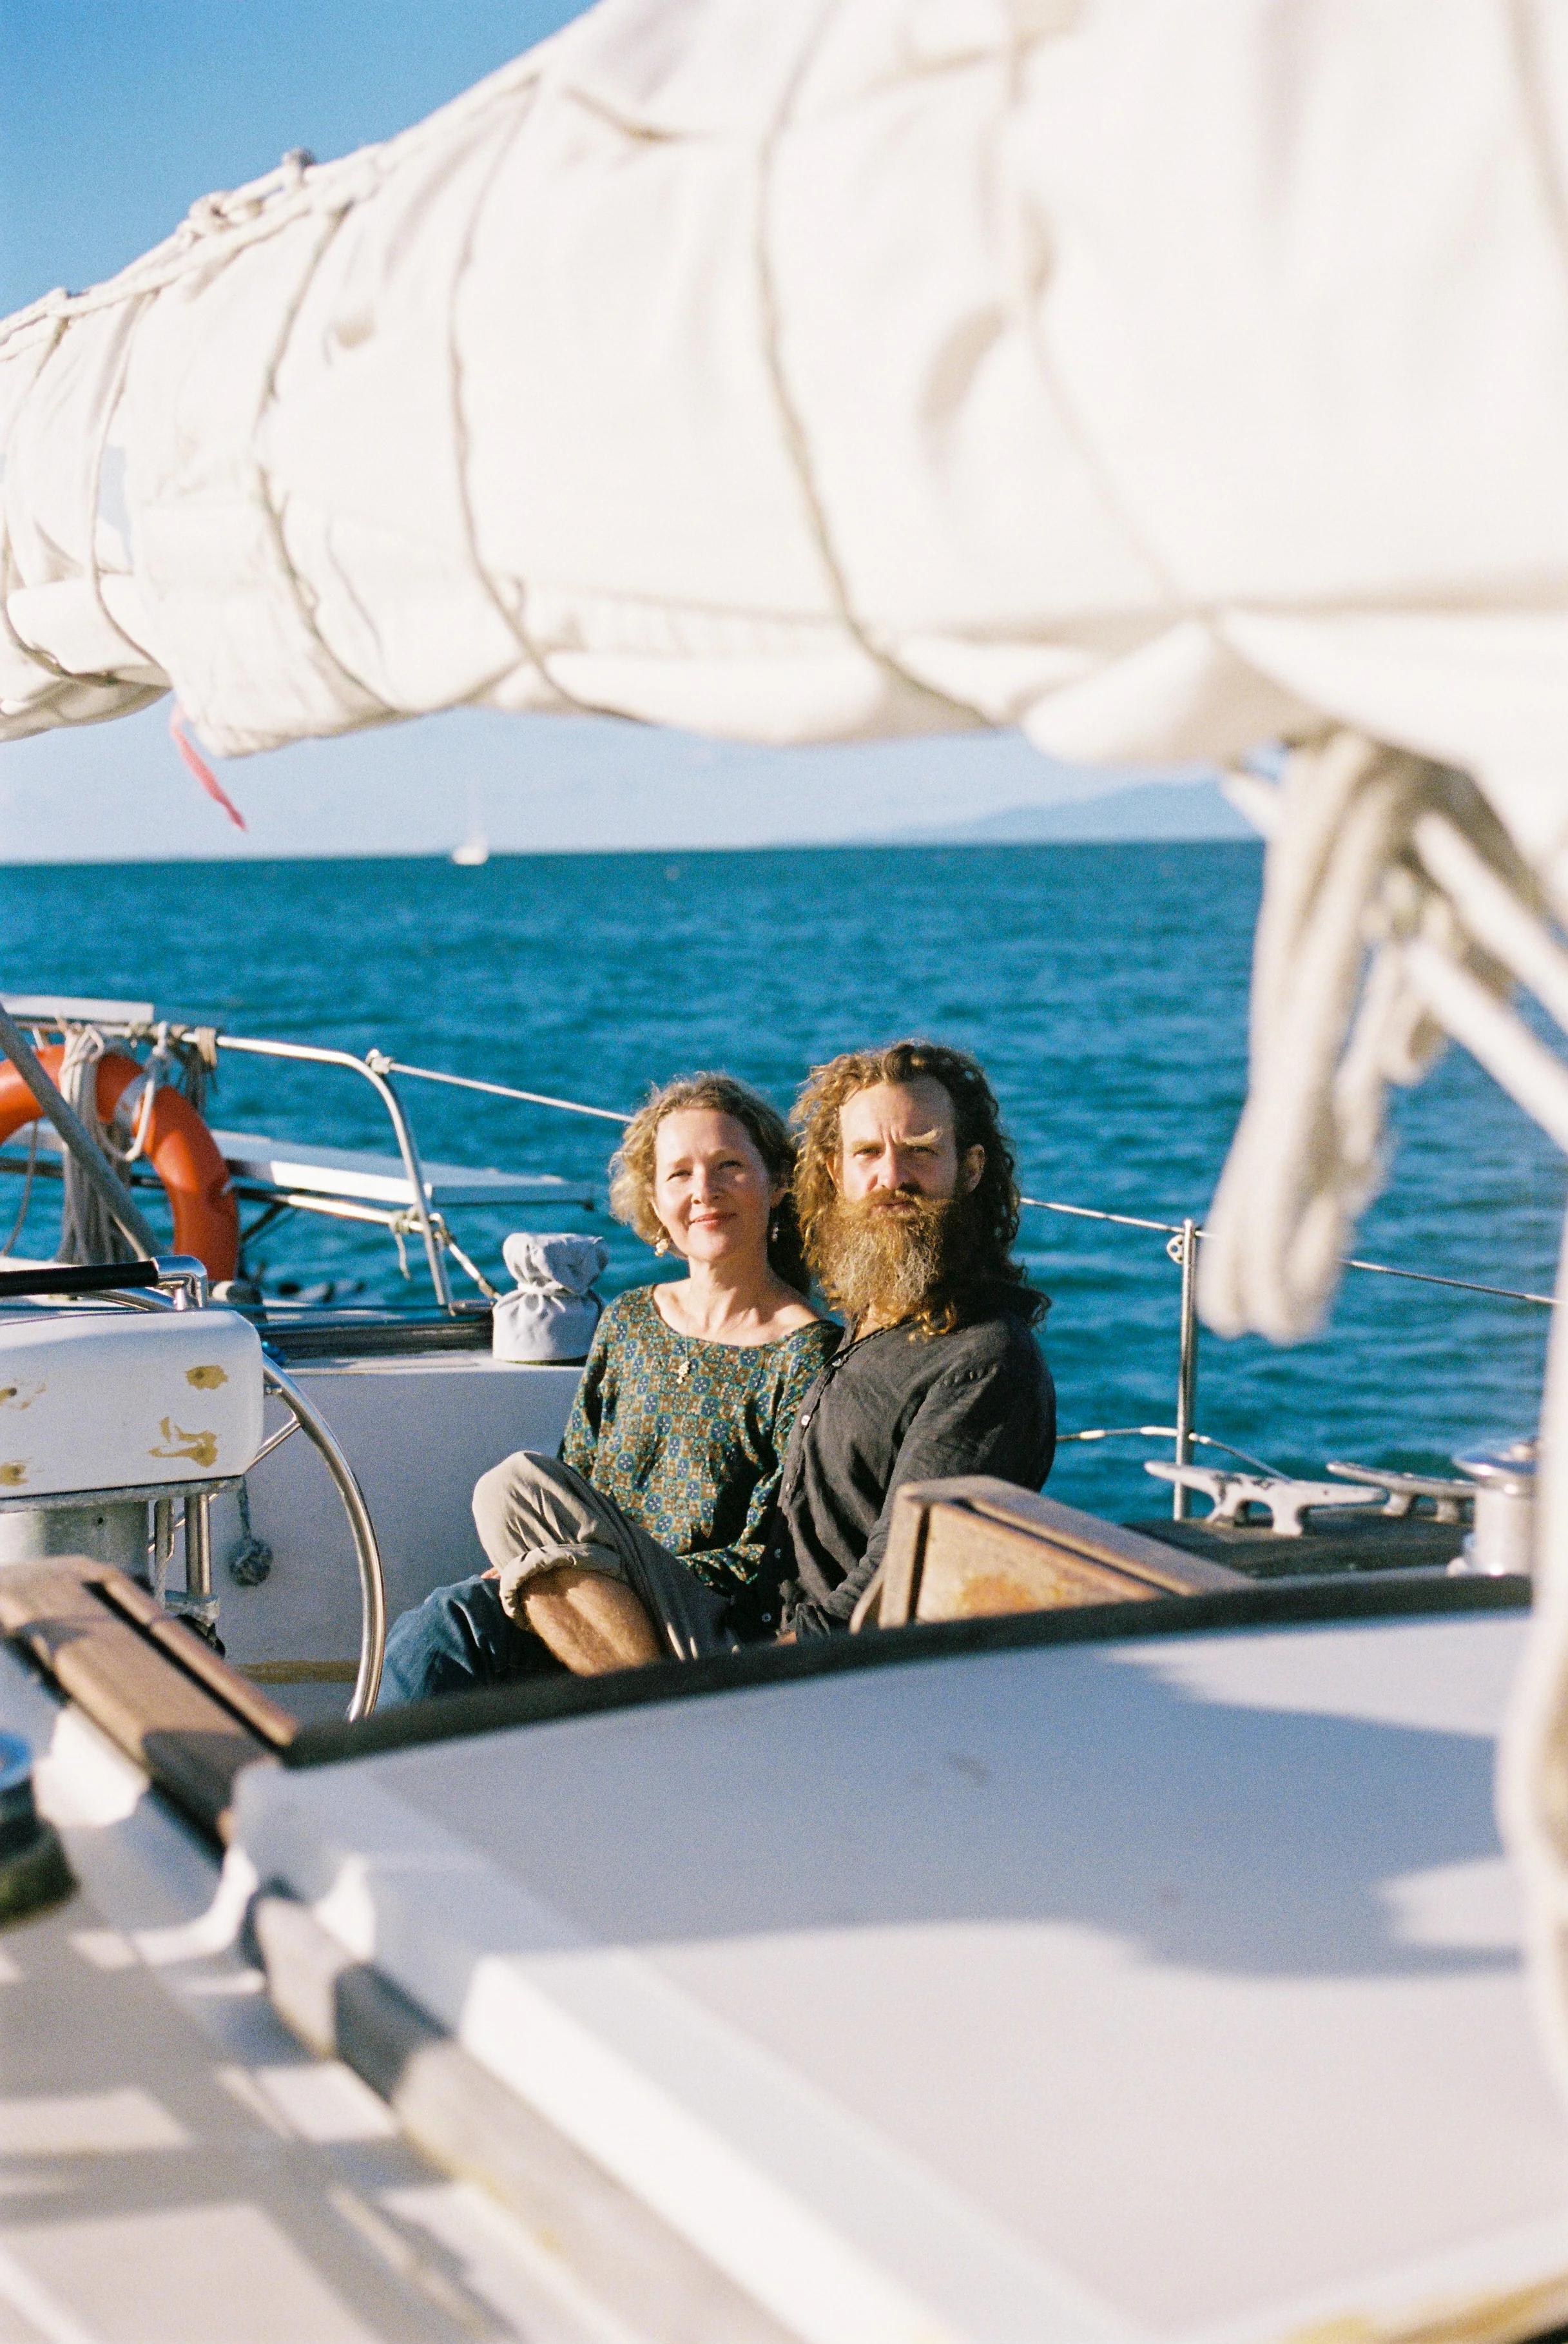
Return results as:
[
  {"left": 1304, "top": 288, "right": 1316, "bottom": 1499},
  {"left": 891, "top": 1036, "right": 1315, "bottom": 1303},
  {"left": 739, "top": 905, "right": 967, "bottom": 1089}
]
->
[{"left": 492, "top": 1232, "right": 607, "bottom": 1362}]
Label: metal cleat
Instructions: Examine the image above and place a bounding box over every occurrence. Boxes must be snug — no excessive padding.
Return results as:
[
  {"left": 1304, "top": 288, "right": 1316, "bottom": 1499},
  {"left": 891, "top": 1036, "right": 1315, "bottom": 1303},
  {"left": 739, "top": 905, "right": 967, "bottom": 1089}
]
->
[
  {"left": 1145, "top": 1462, "right": 1383, "bottom": 1535},
  {"left": 1325, "top": 1461, "right": 1474, "bottom": 1522}
]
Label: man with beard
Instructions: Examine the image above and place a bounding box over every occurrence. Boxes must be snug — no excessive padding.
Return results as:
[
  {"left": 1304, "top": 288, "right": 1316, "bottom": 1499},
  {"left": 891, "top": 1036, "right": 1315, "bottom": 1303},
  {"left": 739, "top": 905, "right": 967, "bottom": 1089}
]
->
[{"left": 759, "top": 1040, "right": 1056, "bottom": 1640}]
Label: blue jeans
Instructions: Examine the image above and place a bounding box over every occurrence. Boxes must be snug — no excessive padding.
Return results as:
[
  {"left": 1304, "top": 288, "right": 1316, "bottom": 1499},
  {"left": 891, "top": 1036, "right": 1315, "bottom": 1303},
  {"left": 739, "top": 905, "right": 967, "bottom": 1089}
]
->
[
  {"left": 380, "top": 1573, "right": 565, "bottom": 1705},
  {"left": 380, "top": 1451, "right": 739, "bottom": 1708}
]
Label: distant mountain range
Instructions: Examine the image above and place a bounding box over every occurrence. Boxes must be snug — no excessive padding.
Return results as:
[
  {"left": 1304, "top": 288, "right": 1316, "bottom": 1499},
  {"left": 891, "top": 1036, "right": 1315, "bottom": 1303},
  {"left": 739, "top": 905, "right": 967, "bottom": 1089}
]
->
[{"left": 879, "top": 777, "right": 1256, "bottom": 844}]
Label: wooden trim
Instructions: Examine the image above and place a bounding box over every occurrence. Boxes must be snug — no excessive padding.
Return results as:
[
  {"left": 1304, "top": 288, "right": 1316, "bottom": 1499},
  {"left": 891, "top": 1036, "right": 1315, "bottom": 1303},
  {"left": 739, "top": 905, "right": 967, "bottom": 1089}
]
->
[
  {"left": 877, "top": 1487, "right": 932, "bottom": 1628},
  {"left": 918, "top": 1504, "right": 1166, "bottom": 1616},
  {"left": 0, "top": 1558, "right": 294, "bottom": 1840},
  {"left": 92, "top": 1571, "right": 297, "bottom": 1747},
  {"left": 238, "top": 1659, "right": 358, "bottom": 1685},
  {"left": 253, "top": 1893, "right": 792, "bottom": 2343},
  {"left": 868, "top": 1480, "right": 1250, "bottom": 1627},
  {"left": 896, "top": 1481, "right": 1250, "bottom": 1595}
]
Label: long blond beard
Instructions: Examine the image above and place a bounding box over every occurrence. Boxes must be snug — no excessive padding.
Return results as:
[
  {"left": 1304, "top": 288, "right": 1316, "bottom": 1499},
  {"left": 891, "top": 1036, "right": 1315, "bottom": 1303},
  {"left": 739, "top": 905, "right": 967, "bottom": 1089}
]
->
[{"left": 809, "top": 1191, "right": 960, "bottom": 1330}]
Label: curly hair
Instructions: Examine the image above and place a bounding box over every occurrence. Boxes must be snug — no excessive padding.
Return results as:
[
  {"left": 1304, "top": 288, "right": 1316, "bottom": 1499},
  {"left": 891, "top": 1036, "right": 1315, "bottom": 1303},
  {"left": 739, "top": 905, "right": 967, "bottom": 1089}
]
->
[
  {"left": 791, "top": 1040, "right": 1045, "bottom": 1333},
  {"left": 608, "top": 1072, "right": 809, "bottom": 1291}
]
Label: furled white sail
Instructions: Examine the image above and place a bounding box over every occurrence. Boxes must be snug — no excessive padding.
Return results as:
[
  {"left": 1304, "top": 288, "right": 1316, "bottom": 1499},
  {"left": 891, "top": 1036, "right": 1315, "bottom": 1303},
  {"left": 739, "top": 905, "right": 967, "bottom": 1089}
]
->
[{"left": 3, "top": 0, "right": 1566, "bottom": 792}]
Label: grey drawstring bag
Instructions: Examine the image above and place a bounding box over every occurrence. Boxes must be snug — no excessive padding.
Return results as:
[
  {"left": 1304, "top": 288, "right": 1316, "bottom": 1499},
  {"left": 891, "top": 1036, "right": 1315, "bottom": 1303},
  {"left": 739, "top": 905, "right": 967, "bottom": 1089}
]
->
[{"left": 492, "top": 1232, "right": 608, "bottom": 1363}]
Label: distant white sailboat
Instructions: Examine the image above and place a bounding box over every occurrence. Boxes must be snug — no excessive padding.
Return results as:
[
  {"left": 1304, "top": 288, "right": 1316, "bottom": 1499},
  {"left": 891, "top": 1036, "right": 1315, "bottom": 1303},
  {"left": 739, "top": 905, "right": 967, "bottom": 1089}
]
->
[{"left": 450, "top": 777, "right": 489, "bottom": 864}]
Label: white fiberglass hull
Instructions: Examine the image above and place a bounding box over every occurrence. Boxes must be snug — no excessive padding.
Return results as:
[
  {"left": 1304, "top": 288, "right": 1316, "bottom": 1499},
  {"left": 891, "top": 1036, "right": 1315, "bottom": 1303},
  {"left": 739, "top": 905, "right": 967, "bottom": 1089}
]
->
[
  {"left": 238, "top": 1594, "right": 1560, "bottom": 2344},
  {"left": 0, "top": 1640, "right": 642, "bottom": 2344}
]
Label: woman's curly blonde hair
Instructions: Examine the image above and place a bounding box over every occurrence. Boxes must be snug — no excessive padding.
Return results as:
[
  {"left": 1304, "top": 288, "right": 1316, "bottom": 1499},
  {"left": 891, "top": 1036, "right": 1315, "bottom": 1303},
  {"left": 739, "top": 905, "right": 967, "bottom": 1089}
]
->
[{"left": 608, "top": 1072, "right": 809, "bottom": 1290}]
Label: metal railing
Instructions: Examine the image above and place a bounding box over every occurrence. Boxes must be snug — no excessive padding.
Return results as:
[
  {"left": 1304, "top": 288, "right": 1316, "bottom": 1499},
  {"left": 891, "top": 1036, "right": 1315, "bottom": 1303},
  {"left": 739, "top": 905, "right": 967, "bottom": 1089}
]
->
[
  {"left": 1018, "top": 1194, "right": 1554, "bottom": 1518},
  {"left": 384, "top": 1058, "right": 630, "bottom": 1125},
  {"left": 0, "top": 1016, "right": 592, "bottom": 1313},
  {"left": 217, "top": 1035, "right": 452, "bottom": 1308},
  {"left": 0, "top": 1014, "right": 1551, "bottom": 1521},
  {"left": 376, "top": 1067, "right": 1562, "bottom": 1521}
]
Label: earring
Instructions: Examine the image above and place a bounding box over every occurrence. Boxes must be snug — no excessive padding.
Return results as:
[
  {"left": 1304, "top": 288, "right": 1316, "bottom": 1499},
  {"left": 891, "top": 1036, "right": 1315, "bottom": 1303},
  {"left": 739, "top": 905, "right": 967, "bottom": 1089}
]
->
[{"left": 654, "top": 1234, "right": 670, "bottom": 1256}]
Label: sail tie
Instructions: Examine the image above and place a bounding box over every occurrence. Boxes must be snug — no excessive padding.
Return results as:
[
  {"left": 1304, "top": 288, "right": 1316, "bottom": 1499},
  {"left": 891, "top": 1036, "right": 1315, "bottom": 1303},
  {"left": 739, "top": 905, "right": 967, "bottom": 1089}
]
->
[{"left": 1199, "top": 732, "right": 1528, "bottom": 1346}]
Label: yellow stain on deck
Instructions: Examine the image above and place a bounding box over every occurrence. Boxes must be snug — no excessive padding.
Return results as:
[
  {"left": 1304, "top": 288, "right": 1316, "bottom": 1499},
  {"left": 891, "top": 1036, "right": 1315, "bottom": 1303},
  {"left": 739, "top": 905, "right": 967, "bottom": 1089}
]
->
[
  {"left": 186, "top": 1364, "right": 227, "bottom": 1390},
  {"left": 0, "top": 1462, "right": 28, "bottom": 1486},
  {"left": 0, "top": 1382, "right": 43, "bottom": 1410},
  {"left": 150, "top": 1419, "right": 218, "bottom": 1469}
]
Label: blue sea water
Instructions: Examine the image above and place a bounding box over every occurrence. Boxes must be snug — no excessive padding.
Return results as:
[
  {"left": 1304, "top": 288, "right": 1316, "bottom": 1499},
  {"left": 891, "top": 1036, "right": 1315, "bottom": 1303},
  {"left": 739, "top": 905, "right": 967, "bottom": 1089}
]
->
[{"left": 0, "top": 842, "right": 1558, "bottom": 1524}]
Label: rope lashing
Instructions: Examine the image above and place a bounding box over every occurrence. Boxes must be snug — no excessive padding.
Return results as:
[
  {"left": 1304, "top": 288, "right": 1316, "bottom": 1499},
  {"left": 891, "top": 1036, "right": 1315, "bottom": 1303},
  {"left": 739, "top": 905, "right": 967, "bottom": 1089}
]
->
[{"left": 1200, "top": 732, "right": 1533, "bottom": 1346}]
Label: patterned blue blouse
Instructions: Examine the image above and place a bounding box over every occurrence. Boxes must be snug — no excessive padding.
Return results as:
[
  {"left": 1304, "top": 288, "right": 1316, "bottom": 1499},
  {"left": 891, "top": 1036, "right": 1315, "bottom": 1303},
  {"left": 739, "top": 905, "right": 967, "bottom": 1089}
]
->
[{"left": 561, "top": 1283, "right": 835, "bottom": 1614}]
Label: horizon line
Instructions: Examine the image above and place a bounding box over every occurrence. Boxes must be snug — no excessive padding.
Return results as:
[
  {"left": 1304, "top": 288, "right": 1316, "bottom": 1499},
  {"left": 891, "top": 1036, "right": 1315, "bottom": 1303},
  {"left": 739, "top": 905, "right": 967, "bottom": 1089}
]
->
[{"left": 0, "top": 834, "right": 1261, "bottom": 873}]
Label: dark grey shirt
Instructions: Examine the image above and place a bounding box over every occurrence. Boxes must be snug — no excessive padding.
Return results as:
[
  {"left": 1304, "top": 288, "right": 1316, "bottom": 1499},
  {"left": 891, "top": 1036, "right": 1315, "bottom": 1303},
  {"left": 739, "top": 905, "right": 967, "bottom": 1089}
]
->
[{"left": 755, "top": 1309, "right": 1056, "bottom": 1638}]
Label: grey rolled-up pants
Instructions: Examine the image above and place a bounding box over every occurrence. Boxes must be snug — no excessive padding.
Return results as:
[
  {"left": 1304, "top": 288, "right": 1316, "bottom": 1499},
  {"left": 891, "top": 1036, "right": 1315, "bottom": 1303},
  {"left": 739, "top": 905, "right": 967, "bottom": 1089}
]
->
[{"left": 472, "top": 1451, "right": 741, "bottom": 1662}]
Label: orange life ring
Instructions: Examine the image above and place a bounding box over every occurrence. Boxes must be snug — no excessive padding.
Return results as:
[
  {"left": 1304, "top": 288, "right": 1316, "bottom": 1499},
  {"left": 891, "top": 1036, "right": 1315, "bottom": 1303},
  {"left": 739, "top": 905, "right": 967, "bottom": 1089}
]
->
[{"left": 0, "top": 1046, "right": 239, "bottom": 1283}]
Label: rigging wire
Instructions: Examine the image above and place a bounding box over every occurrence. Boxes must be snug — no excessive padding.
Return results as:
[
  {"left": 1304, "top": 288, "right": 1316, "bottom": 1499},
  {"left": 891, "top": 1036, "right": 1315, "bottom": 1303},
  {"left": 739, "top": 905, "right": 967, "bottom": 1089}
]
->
[
  {"left": 0, "top": 1119, "right": 39, "bottom": 1257},
  {"left": 1019, "top": 1195, "right": 1552, "bottom": 1306},
  {"left": 384, "top": 1058, "right": 630, "bottom": 1125},
  {"left": 1056, "top": 1424, "right": 1284, "bottom": 1477}
]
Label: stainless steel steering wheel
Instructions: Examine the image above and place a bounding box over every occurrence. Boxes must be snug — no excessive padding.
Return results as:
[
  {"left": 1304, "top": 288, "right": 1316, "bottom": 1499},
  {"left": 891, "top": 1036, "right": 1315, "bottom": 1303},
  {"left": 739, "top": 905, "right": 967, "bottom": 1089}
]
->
[{"left": 251, "top": 1359, "right": 387, "bottom": 1718}]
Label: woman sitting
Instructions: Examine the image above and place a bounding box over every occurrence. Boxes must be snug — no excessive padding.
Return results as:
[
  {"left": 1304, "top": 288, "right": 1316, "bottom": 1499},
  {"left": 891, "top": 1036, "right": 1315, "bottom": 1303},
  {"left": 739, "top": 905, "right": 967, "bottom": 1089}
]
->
[{"left": 380, "top": 1073, "right": 833, "bottom": 1698}]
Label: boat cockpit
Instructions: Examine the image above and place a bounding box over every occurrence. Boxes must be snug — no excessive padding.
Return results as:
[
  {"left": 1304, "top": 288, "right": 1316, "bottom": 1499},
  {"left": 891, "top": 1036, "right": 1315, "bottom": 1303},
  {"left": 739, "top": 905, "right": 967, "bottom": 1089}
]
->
[{"left": 0, "top": 991, "right": 1532, "bottom": 1761}]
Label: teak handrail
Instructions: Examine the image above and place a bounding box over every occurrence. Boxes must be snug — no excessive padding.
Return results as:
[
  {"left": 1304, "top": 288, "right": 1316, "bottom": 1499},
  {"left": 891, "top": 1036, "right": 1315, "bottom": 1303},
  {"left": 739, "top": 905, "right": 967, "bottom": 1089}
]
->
[{"left": 0, "top": 1557, "right": 295, "bottom": 1840}]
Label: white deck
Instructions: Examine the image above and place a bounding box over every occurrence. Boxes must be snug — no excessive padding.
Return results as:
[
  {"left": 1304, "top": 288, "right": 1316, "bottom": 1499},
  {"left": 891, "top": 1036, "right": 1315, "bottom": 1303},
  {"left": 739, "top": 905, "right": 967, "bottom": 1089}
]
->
[
  {"left": 238, "top": 1609, "right": 1568, "bottom": 2344},
  {"left": 0, "top": 1646, "right": 623, "bottom": 2344}
]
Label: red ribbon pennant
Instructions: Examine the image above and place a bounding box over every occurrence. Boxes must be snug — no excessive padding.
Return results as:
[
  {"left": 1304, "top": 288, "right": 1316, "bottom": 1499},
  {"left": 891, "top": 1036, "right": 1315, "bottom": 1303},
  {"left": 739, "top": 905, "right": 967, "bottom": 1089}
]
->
[{"left": 169, "top": 704, "right": 247, "bottom": 832}]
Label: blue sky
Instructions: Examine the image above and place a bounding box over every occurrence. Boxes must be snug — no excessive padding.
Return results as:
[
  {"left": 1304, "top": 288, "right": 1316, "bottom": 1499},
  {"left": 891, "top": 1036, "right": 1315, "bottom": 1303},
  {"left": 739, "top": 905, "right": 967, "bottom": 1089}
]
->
[{"left": 1, "top": 1, "right": 1191, "bottom": 861}]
